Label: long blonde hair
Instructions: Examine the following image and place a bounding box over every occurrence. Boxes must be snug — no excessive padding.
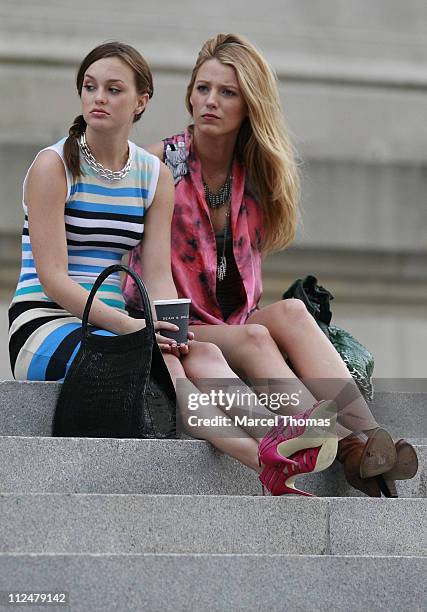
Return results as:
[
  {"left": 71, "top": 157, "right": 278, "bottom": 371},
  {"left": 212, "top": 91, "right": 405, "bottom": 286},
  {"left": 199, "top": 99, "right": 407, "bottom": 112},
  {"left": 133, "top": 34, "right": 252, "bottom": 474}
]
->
[{"left": 186, "top": 33, "right": 300, "bottom": 255}]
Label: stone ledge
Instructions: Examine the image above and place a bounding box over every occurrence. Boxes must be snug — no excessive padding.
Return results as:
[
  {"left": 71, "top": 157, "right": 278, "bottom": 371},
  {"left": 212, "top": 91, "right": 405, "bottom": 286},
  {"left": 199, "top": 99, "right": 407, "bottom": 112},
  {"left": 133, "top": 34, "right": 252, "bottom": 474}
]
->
[
  {"left": 0, "top": 553, "right": 425, "bottom": 612},
  {"left": 1, "top": 0, "right": 427, "bottom": 92},
  {"left": 0, "top": 494, "right": 425, "bottom": 556},
  {"left": 0, "top": 437, "right": 424, "bottom": 498},
  {"left": 1, "top": 50, "right": 427, "bottom": 92},
  {"left": 0, "top": 380, "right": 426, "bottom": 438}
]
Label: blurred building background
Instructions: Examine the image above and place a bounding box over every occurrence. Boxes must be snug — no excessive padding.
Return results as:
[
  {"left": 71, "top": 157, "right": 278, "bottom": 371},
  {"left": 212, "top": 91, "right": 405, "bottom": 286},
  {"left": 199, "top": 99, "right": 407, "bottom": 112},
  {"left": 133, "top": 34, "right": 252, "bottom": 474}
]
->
[{"left": 0, "top": 0, "right": 426, "bottom": 379}]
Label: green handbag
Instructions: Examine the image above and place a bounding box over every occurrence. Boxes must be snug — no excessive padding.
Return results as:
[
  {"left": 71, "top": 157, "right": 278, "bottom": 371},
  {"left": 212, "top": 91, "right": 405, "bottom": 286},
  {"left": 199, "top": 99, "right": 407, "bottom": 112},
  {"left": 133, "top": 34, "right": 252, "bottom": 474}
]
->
[{"left": 282, "top": 275, "right": 374, "bottom": 402}]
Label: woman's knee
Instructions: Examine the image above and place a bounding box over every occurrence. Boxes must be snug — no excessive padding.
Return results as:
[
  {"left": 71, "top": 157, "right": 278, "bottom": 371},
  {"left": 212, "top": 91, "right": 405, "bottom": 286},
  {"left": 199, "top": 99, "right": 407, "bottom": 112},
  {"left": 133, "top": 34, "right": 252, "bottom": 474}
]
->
[
  {"left": 183, "top": 341, "right": 226, "bottom": 374},
  {"left": 279, "top": 298, "right": 312, "bottom": 324},
  {"left": 181, "top": 340, "right": 231, "bottom": 380},
  {"left": 236, "top": 323, "right": 273, "bottom": 353},
  {"left": 188, "top": 340, "right": 224, "bottom": 361}
]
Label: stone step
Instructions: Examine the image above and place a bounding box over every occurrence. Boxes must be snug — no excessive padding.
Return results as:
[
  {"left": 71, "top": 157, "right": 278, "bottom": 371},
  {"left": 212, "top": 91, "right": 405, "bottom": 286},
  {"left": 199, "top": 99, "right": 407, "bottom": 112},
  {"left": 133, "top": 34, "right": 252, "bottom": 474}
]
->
[
  {"left": 0, "top": 553, "right": 425, "bottom": 612},
  {"left": 0, "top": 380, "right": 426, "bottom": 440},
  {"left": 0, "top": 494, "right": 426, "bottom": 557},
  {"left": 0, "top": 436, "right": 425, "bottom": 498}
]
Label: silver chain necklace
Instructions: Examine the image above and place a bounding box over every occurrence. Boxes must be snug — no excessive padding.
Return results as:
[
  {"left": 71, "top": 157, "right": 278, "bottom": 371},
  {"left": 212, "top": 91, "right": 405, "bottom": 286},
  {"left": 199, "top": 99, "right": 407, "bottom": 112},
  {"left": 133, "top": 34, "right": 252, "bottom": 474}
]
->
[
  {"left": 203, "top": 175, "right": 232, "bottom": 209},
  {"left": 211, "top": 175, "right": 233, "bottom": 282},
  {"left": 217, "top": 201, "right": 231, "bottom": 281},
  {"left": 203, "top": 174, "right": 233, "bottom": 280},
  {"left": 78, "top": 132, "right": 132, "bottom": 181}
]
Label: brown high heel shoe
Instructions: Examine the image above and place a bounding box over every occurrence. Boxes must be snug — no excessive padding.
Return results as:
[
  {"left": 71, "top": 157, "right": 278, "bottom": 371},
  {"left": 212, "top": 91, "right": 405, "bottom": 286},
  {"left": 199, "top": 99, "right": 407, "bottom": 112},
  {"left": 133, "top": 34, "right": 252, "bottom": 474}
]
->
[
  {"left": 337, "top": 428, "right": 397, "bottom": 497},
  {"left": 384, "top": 439, "right": 418, "bottom": 480},
  {"left": 376, "top": 439, "right": 419, "bottom": 498}
]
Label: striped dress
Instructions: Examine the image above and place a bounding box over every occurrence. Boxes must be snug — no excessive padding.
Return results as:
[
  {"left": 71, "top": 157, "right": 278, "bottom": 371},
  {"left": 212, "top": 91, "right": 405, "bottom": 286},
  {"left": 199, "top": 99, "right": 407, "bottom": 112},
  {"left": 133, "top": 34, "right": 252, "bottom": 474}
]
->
[{"left": 8, "top": 138, "right": 159, "bottom": 381}]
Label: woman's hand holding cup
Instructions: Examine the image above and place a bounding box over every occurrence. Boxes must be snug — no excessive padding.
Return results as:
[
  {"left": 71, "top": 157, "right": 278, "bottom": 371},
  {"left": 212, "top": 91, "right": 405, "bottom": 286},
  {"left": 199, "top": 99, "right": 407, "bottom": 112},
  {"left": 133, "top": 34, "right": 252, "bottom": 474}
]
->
[
  {"left": 154, "top": 321, "right": 194, "bottom": 356},
  {"left": 153, "top": 298, "right": 192, "bottom": 357}
]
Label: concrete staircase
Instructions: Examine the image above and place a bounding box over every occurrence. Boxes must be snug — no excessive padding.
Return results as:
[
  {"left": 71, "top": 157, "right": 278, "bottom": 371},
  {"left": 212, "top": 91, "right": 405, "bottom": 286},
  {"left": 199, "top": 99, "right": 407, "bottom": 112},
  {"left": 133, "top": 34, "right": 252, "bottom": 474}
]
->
[{"left": 0, "top": 381, "right": 425, "bottom": 611}]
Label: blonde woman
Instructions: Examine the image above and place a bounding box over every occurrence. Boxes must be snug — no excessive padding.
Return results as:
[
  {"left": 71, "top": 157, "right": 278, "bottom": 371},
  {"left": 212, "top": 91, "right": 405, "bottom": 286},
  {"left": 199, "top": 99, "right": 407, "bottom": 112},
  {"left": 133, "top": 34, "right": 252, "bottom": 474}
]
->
[{"left": 124, "top": 33, "right": 418, "bottom": 497}]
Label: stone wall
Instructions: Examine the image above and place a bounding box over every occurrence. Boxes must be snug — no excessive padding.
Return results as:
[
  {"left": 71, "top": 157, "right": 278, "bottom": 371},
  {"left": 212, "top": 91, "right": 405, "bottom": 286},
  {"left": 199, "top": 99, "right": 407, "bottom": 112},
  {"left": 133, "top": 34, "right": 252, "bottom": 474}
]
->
[{"left": 1, "top": 0, "right": 426, "bottom": 378}]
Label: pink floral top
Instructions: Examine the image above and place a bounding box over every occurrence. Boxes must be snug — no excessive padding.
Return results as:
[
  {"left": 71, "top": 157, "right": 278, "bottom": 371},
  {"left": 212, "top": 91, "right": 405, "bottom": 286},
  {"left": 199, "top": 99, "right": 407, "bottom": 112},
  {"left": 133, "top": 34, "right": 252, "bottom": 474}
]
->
[{"left": 123, "top": 128, "right": 264, "bottom": 325}]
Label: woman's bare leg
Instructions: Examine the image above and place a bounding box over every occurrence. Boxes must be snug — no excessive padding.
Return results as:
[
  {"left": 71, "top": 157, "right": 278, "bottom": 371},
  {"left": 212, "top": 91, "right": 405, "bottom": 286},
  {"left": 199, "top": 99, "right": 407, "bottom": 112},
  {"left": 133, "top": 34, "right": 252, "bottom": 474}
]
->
[
  {"left": 179, "top": 341, "right": 299, "bottom": 440},
  {"left": 246, "top": 299, "right": 378, "bottom": 433},
  {"left": 191, "top": 312, "right": 377, "bottom": 436},
  {"left": 190, "top": 323, "right": 318, "bottom": 408},
  {"left": 162, "top": 350, "right": 261, "bottom": 472}
]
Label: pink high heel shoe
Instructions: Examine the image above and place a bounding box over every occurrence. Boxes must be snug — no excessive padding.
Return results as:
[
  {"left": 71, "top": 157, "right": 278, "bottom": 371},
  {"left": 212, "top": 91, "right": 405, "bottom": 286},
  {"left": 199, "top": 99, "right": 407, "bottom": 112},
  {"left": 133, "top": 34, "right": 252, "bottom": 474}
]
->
[
  {"left": 258, "top": 400, "right": 337, "bottom": 469},
  {"left": 259, "top": 440, "right": 338, "bottom": 496}
]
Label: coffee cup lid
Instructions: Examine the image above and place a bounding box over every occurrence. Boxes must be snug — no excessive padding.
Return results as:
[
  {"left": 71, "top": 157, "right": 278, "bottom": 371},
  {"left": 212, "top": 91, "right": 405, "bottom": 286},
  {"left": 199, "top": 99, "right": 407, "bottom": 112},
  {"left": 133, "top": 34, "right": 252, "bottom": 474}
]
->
[{"left": 153, "top": 298, "right": 191, "bottom": 305}]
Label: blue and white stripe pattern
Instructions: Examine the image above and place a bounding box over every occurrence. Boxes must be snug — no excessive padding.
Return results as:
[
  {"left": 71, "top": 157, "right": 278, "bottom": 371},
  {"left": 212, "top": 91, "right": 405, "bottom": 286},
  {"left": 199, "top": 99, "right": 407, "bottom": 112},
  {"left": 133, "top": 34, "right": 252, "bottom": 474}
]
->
[{"left": 9, "top": 138, "right": 159, "bottom": 380}]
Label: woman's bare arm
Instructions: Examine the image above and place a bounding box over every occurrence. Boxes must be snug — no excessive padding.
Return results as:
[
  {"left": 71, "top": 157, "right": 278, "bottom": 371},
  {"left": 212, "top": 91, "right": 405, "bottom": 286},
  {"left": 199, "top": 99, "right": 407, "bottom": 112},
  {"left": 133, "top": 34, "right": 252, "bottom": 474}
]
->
[
  {"left": 139, "top": 161, "right": 177, "bottom": 301},
  {"left": 27, "top": 150, "right": 144, "bottom": 335}
]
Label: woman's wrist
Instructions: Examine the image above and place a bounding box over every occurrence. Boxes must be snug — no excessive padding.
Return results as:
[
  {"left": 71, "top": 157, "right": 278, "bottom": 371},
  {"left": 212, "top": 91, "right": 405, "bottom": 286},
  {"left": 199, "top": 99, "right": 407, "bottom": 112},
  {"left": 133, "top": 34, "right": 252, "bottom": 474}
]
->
[{"left": 121, "top": 315, "right": 146, "bottom": 335}]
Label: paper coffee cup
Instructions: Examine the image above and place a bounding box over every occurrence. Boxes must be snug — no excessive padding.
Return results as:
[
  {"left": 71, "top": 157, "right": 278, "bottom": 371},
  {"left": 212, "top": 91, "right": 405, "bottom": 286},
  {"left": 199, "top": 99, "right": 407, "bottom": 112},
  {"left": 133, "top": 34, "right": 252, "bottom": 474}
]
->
[{"left": 153, "top": 298, "right": 191, "bottom": 344}]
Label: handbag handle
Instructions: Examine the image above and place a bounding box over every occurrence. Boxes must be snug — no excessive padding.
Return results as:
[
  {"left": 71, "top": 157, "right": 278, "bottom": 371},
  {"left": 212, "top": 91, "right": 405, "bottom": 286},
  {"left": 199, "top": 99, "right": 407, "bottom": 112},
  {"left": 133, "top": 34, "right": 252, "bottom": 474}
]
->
[{"left": 81, "top": 264, "right": 154, "bottom": 339}]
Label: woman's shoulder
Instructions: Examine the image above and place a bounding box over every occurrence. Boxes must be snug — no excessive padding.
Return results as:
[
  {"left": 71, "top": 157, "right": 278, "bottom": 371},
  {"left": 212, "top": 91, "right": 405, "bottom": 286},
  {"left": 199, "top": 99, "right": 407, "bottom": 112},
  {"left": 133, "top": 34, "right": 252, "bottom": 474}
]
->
[
  {"left": 131, "top": 141, "right": 161, "bottom": 171},
  {"left": 30, "top": 138, "right": 66, "bottom": 166},
  {"left": 24, "top": 146, "right": 69, "bottom": 204},
  {"left": 43, "top": 137, "right": 67, "bottom": 155},
  {"left": 27, "top": 139, "right": 69, "bottom": 184}
]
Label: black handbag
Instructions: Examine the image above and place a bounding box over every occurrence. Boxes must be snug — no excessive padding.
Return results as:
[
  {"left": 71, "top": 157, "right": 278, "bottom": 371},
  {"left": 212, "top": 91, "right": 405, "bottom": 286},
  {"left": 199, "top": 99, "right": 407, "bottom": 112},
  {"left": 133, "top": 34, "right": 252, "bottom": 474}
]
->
[
  {"left": 52, "top": 264, "right": 176, "bottom": 438},
  {"left": 282, "top": 275, "right": 374, "bottom": 402}
]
